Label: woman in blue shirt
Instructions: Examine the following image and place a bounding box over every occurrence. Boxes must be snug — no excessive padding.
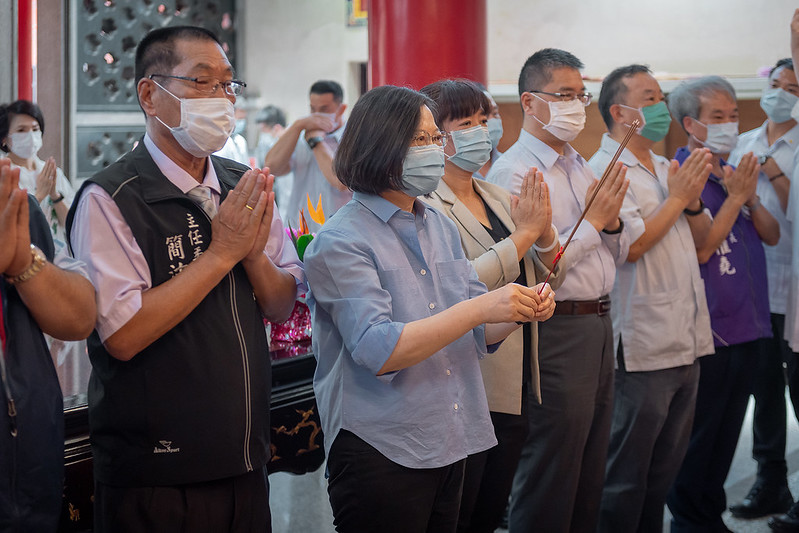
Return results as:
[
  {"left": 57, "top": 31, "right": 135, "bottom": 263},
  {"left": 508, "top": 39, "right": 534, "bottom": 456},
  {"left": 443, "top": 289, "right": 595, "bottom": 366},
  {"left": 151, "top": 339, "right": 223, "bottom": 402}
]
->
[{"left": 303, "top": 85, "right": 553, "bottom": 533}]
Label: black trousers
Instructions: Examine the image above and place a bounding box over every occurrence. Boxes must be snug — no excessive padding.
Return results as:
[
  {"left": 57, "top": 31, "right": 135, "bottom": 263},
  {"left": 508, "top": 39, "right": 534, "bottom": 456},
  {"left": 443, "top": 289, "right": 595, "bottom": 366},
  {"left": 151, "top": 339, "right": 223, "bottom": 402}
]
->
[
  {"left": 751, "top": 313, "right": 799, "bottom": 485},
  {"left": 327, "top": 429, "right": 466, "bottom": 533},
  {"left": 93, "top": 467, "right": 272, "bottom": 533},
  {"left": 667, "top": 341, "right": 759, "bottom": 533},
  {"left": 457, "top": 388, "right": 529, "bottom": 533}
]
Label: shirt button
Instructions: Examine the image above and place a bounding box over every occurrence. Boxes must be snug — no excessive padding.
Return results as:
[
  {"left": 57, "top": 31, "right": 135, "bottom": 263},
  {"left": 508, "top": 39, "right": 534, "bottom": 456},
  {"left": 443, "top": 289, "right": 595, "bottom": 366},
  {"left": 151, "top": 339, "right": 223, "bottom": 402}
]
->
[
  {"left": 420, "top": 269, "right": 427, "bottom": 275},
  {"left": 429, "top": 302, "right": 436, "bottom": 310},
  {"left": 446, "top": 369, "right": 451, "bottom": 376},
  {"left": 454, "top": 403, "right": 459, "bottom": 410}
]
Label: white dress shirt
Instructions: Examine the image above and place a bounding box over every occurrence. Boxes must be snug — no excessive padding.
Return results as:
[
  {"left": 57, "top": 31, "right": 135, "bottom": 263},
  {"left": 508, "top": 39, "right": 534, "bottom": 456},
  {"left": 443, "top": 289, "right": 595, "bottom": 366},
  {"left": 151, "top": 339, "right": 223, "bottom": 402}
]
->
[
  {"left": 486, "top": 128, "right": 634, "bottom": 301},
  {"left": 589, "top": 134, "right": 714, "bottom": 371},
  {"left": 285, "top": 126, "right": 352, "bottom": 231}
]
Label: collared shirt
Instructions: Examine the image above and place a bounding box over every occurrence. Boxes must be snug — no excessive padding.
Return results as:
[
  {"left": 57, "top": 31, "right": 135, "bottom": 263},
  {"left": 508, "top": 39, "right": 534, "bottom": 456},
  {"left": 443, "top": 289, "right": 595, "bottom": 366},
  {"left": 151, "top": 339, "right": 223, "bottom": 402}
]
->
[
  {"left": 589, "top": 134, "right": 713, "bottom": 371},
  {"left": 786, "top": 151, "right": 799, "bottom": 351},
  {"left": 285, "top": 126, "right": 352, "bottom": 231},
  {"left": 304, "top": 192, "right": 497, "bottom": 469},
  {"left": 729, "top": 121, "right": 799, "bottom": 314},
  {"left": 675, "top": 147, "right": 771, "bottom": 347},
  {"left": 486, "top": 128, "right": 634, "bottom": 301},
  {"left": 70, "top": 134, "right": 305, "bottom": 342},
  {"left": 13, "top": 157, "right": 74, "bottom": 241}
]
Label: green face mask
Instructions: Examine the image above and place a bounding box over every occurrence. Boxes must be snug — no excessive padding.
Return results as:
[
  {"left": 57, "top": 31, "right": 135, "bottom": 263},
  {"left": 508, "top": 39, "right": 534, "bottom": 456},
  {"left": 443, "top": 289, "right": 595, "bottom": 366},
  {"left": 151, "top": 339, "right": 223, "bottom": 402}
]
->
[
  {"left": 621, "top": 101, "right": 672, "bottom": 142},
  {"left": 638, "top": 101, "right": 672, "bottom": 142}
]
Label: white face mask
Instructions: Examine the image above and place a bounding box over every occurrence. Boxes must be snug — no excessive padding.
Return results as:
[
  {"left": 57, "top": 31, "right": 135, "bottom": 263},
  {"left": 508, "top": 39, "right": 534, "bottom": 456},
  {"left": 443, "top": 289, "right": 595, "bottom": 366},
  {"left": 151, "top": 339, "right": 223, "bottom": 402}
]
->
[
  {"left": 760, "top": 87, "right": 799, "bottom": 124},
  {"left": 531, "top": 93, "right": 586, "bottom": 142},
  {"left": 8, "top": 130, "right": 43, "bottom": 159},
  {"left": 153, "top": 80, "right": 235, "bottom": 158},
  {"left": 694, "top": 120, "right": 739, "bottom": 154}
]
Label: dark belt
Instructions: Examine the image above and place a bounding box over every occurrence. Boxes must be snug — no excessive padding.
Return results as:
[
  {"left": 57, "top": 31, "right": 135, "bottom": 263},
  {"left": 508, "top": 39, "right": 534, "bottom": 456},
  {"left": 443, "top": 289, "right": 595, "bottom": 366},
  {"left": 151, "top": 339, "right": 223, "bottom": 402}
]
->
[{"left": 553, "top": 296, "right": 611, "bottom": 316}]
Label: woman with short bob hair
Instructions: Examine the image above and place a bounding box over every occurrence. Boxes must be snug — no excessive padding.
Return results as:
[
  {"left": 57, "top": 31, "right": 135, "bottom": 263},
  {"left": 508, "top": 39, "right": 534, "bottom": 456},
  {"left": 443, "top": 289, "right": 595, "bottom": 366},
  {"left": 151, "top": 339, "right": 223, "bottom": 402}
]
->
[
  {"left": 0, "top": 99, "right": 74, "bottom": 241},
  {"left": 304, "top": 84, "right": 554, "bottom": 533},
  {"left": 421, "top": 78, "right": 560, "bottom": 533}
]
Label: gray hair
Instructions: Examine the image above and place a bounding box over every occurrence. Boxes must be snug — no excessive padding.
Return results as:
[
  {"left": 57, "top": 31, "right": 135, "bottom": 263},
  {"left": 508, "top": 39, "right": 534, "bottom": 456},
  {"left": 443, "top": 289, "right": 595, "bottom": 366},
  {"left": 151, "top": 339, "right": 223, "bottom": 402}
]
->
[{"left": 667, "top": 76, "right": 736, "bottom": 133}]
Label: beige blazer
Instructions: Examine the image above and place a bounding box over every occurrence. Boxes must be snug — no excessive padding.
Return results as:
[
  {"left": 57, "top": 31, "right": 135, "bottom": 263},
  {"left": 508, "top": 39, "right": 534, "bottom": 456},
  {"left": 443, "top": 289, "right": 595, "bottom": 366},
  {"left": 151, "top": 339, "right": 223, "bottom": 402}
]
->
[{"left": 423, "top": 178, "right": 563, "bottom": 414}]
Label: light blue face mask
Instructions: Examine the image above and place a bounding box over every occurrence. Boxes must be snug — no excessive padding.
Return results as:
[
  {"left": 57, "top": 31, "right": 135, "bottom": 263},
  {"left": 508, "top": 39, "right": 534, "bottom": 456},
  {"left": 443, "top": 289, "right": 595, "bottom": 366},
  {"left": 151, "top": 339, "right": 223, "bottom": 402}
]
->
[
  {"left": 233, "top": 119, "right": 246, "bottom": 136},
  {"left": 401, "top": 144, "right": 446, "bottom": 197},
  {"left": 447, "top": 125, "right": 492, "bottom": 172},
  {"left": 487, "top": 117, "right": 503, "bottom": 150},
  {"left": 760, "top": 87, "right": 799, "bottom": 124}
]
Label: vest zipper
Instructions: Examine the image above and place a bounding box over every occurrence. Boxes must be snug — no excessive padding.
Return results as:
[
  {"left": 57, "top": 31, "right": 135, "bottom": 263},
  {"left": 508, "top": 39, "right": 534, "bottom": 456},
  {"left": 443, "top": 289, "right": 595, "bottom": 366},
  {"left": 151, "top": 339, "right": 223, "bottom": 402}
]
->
[
  {"left": 0, "top": 343, "right": 18, "bottom": 438},
  {"left": 228, "top": 272, "right": 253, "bottom": 471},
  {"left": 192, "top": 201, "right": 253, "bottom": 471}
]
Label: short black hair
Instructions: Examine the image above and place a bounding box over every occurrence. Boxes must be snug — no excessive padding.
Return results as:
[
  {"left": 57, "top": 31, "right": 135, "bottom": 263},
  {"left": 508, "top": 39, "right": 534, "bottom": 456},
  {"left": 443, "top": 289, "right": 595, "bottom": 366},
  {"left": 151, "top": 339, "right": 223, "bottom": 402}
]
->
[
  {"left": 770, "top": 58, "right": 795, "bottom": 77},
  {"left": 598, "top": 64, "right": 652, "bottom": 130},
  {"left": 419, "top": 79, "right": 491, "bottom": 126},
  {"left": 335, "top": 85, "right": 434, "bottom": 194},
  {"left": 134, "top": 25, "right": 222, "bottom": 86},
  {"left": 255, "top": 105, "right": 287, "bottom": 127},
  {"left": 0, "top": 100, "right": 46, "bottom": 153},
  {"left": 310, "top": 80, "right": 344, "bottom": 103},
  {"left": 518, "top": 48, "right": 584, "bottom": 96}
]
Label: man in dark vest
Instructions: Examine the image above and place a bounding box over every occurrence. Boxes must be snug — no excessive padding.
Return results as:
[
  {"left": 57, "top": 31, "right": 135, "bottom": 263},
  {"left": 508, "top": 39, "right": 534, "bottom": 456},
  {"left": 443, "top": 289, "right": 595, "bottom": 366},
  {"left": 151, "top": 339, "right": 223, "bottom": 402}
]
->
[
  {"left": 0, "top": 158, "right": 96, "bottom": 531},
  {"left": 67, "top": 26, "right": 304, "bottom": 532}
]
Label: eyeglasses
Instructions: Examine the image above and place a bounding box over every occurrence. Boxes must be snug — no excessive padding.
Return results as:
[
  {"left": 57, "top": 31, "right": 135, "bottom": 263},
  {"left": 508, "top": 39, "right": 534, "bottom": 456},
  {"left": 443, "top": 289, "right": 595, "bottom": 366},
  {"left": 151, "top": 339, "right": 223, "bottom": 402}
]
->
[
  {"left": 529, "top": 90, "right": 593, "bottom": 106},
  {"left": 410, "top": 130, "right": 447, "bottom": 147},
  {"left": 149, "top": 74, "right": 247, "bottom": 96}
]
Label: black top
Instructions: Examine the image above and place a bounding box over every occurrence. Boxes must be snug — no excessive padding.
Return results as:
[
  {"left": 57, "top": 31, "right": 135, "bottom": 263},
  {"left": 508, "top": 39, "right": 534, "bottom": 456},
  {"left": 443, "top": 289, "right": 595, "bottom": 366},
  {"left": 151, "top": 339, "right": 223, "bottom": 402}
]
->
[{"left": 480, "top": 198, "right": 533, "bottom": 387}]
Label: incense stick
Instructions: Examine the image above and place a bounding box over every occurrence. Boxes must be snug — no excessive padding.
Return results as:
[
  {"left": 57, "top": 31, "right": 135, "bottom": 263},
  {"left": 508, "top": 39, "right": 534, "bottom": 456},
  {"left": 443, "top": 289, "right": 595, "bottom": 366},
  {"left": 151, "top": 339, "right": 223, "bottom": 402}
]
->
[{"left": 537, "top": 119, "right": 639, "bottom": 294}]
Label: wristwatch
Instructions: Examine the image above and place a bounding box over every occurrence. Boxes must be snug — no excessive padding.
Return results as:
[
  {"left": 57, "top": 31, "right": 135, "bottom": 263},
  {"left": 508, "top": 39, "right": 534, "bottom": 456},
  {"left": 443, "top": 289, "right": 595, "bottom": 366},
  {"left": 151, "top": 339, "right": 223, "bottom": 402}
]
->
[
  {"left": 306, "top": 136, "right": 324, "bottom": 150},
  {"left": 758, "top": 154, "right": 771, "bottom": 165},
  {"left": 5, "top": 244, "right": 47, "bottom": 284}
]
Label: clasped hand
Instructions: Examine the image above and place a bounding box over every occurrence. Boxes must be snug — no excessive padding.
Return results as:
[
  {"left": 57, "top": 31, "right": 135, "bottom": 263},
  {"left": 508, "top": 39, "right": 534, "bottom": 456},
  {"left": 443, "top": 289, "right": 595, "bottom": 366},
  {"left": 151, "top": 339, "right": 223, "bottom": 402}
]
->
[
  {"left": 0, "top": 159, "right": 33, "bottom": 277},
  {"left": 585, "top": 162, "right": 629, "bottom": 232},
  {"left": 207, "top": 168, "right": 276, "bottom": 266},
  {"left": 511, "top": 167, "right": 552, "bottom": 245},
  {"left": 481, "top": 282, "right": 556, "bottom": 324},
  {"left": 722, "top": 152, "right": 759, "bottom": 204}
]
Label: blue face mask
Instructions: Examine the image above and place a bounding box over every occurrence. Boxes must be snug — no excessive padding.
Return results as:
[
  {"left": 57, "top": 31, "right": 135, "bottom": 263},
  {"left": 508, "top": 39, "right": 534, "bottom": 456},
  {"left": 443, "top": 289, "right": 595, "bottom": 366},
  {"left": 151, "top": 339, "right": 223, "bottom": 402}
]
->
[
  {"left": 760, "top": 87, "right": 799, "bottom": 124},
  {"left": 487, "top": 117, "right": 503, "bottom": 150},
  {"left": 401, "top": 145, "right": 445, "bottom": 197},
  {"left": 447, "top": 125, "right": 492, "bottom": 172}
]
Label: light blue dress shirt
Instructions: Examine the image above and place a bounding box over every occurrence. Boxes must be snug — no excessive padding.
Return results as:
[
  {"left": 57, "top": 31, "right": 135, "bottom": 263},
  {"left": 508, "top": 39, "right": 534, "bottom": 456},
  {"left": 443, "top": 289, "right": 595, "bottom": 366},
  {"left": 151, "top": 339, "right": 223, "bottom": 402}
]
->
[
  {"left": 486, "top": 129, "right": 633, "bottom": 301},
  {"left": 304, "top": 192, "right": 498, "bottom": 469}
]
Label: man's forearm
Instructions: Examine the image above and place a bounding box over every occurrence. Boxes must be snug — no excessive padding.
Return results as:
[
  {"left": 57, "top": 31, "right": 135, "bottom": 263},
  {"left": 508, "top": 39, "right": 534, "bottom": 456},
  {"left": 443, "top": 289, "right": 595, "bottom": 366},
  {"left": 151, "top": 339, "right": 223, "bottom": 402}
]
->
[
  {"left": 695, "top": 199, "right": 742, "bottom": 264},
  {"left": 627, "top": 196, "right": 685, "bottom": 262},
  {"left": 244, "top": 253, "right": 298, "bottom": 322},
  {"left": 102, "top": 250, "right": 234, "bottom": 361},
  {"left": 17, "top": 263, "right": 97, "bottom": 341},
  {"left": 311, "top": 143, "right": 347, "bottom": 191},
  {"left": 263, "top": 122, "right": 304, "bottom": 175}
]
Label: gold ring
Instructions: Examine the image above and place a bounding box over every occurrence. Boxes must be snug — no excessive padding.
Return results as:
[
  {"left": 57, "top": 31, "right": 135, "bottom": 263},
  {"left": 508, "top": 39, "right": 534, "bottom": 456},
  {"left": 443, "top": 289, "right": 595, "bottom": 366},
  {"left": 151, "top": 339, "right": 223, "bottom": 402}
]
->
[{"left": 245, "top": 204, "right": 254, "bottom": 211}]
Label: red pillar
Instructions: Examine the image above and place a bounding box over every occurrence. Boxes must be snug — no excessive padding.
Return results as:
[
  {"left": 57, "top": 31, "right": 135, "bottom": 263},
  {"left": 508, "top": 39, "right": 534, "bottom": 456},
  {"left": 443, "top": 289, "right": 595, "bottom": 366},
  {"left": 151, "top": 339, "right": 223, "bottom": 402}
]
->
[
  {"left": 368, "top": 0, "right": 487, "bottom": 90},
  {"left": 17, "top": 0, "right": 33, "bottom": 101}
]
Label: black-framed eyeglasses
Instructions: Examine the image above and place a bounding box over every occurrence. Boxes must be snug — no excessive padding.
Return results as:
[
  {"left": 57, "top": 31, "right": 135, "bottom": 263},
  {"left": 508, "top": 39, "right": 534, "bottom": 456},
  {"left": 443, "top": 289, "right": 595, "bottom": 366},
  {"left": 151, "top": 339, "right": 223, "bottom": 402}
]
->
[
  {"left": 149, "top": 74, "right": 246, "bottom": 96},
  {"left": 529, "top": 90, "right": 592, "bottom": 106},
  {"left": 410, "top": 130, "right": 447, "bottom": 147}
]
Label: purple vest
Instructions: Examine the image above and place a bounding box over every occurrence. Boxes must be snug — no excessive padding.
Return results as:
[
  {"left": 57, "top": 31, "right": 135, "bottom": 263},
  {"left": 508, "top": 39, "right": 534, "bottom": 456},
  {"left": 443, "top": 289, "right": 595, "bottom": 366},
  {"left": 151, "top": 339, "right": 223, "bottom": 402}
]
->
[{"left": 675, "top": 147, "right": 771, "bottom": 347}]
